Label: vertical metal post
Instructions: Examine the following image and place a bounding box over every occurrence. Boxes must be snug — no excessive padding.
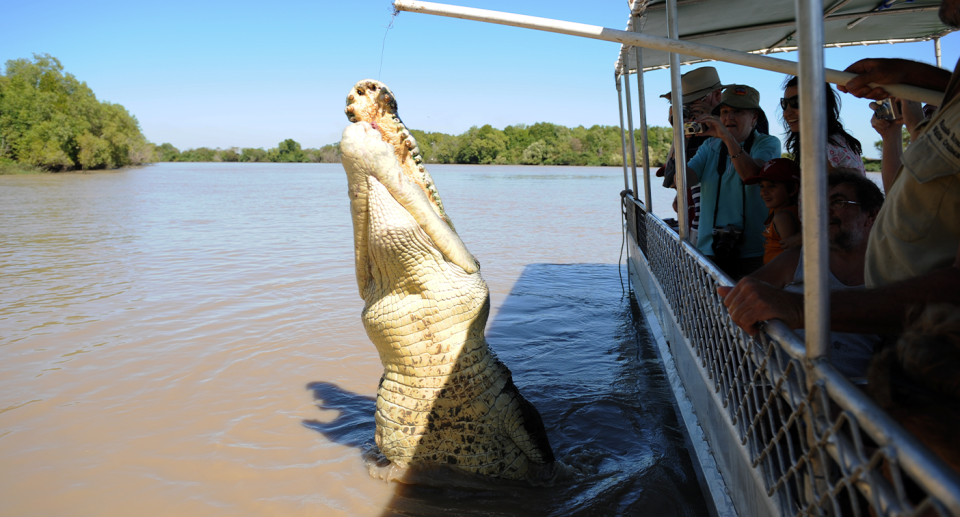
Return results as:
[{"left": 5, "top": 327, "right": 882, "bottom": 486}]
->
[
  {"left": 616, "top": 73, "right": 631, "bottom": 192},
  {"left": 797, "top": 0, "right": 830, "bottom": 362},
  {"left": 624, "top": 72, "right": 640, "bottom": 194},
  {"left": 616, "top": 71, "right": 633, "bottom": 283},
  {"left": 797, "top": 6, "right": 832, "bottom": 508},
  {"left": 666, "top": 0, "right": 688, "bottom": 242},
  {"left": 936, "top": 37, "right": 942, "bottom": 68},
  {"left": 635, "top": 47, "right": 653, "bottom": 212}
]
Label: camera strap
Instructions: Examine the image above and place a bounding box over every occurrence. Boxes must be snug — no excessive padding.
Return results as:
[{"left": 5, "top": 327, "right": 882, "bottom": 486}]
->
[{"left": 712, "top": 131, "right": 756, "bottom": 230}]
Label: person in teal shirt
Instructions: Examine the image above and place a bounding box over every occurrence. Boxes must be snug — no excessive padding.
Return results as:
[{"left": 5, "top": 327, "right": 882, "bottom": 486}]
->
[{"left": 687, "top": 84, "right": 782, "bottom": 279}]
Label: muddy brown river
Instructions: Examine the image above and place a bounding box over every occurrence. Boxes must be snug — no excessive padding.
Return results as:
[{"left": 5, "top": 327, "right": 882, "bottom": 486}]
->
[{"left": 1, "top": 163, "right": 706, "bottom": 516}]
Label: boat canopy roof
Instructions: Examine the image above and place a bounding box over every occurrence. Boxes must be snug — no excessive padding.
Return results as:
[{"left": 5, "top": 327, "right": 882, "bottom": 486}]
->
[{"left": 616, "top": 0, "right": 953, "bottom": 74}]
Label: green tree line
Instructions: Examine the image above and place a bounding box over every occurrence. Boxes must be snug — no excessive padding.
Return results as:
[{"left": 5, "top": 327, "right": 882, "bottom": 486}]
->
[
  {"left": 408, "top": 122, "right": 672, "bottom": 167},
  {"left": 165, "top": 122, "right": 675, "bottom": 167},
  {"left": 0, "top": 54, "right": 154, "bottom": 171},
  {"left": 158, "top": 139, "right": 343, "bottom": 164},
  {"left": 2, "top": 54, "right": 677, "bottom": 171},
  {"left": 163, "top": 122, "right": 673, "bottom": 166}
]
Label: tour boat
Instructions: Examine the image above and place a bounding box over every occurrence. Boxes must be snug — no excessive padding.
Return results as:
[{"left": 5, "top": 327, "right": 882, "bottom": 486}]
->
[{"left": 392, "top": 1, "right": 960, "bottom": 515}]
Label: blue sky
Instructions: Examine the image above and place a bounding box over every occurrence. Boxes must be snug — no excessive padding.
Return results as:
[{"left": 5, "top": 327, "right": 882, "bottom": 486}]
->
[{"left": 2, "top": 0, "right": 956, "bottom": 158}]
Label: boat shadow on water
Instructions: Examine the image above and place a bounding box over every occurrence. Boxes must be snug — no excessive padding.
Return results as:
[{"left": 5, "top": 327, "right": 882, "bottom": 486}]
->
[{"left": 303, "top": 263, "right": 711, "bottom": 517}]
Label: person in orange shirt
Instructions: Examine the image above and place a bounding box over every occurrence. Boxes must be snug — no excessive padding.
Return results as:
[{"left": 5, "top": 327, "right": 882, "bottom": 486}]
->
[{"left": 745, "top": 158, "right": 800, "bottom": 264}]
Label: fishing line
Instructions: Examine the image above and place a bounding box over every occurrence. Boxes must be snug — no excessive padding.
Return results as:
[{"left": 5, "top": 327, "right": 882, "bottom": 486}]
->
[{"left": 379, "top": 7, "right": 400, "bottom": 80}]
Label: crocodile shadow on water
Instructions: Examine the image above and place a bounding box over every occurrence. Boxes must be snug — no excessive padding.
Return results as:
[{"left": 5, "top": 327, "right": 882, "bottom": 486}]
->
[{"left": 304, "top": 263, "right": 713, "bottom": 517}]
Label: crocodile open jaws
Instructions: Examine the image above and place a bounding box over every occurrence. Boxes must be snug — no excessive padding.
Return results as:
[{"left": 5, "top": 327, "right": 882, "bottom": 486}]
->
[{"left": 340, "top": 79, "right": 557, "bottom": 482}]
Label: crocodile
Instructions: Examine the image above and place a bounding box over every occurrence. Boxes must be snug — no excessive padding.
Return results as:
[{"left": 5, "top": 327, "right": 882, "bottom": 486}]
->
[{"left": 340, "top": 79, "right": 556, "bottom": 481}]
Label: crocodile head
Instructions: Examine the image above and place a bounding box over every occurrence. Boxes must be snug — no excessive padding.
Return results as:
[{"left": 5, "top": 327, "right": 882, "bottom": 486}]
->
[{"left": 341, "top": 79, "right": 479, "bottom": 296}]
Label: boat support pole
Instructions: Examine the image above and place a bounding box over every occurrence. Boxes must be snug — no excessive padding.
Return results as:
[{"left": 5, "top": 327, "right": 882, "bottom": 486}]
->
[
  {"left": 797, "top": 0, "right": 830, "bottom": 367},
  {"left": 635, "top": 46, "right": 653, "bottom": 212},
  {"left": 616, "top": 74, "right": 631, "bottom": 192},
  {"left": 667, "top": 0, "right": 689, "bottom": 243},
  {"left": 798, "top": 3, "right": 831, "bottom": 502},
  {"left": 616, "top": 72, "right": 633, "bottom": 283},
  {"left": 393, "top": 0, "right": 943, "bottom": 106},
  {"left": 624, "top": 73, "right": 640, "bottom": 197},
  {"left": 936, "top": 36, "right": 943, "bottom": 68}
]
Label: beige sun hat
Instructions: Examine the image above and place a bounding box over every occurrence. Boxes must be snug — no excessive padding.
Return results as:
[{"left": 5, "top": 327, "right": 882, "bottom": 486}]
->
[
  {"left": 711, "top": 85, "right": 762, "bottom": 114},
  {"left": 659, "top": 67, "right": 726, "bottom": 104}
]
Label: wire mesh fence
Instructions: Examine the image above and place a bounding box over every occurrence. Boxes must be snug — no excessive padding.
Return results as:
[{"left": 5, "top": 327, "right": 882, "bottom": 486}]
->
[{"left": 626, "top": 195, "right": 960, "bottom": 517}]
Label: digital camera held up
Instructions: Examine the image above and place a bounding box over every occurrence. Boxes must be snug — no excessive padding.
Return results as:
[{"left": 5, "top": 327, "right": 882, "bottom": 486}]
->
[
  {"left": 711, "top": 224, "right": 744, "bottom": 258},
  {"left": 873, "top": 98, "right": 902, "bottom": 121},
  {"left": 684, "top": 122, "right": 704, "bottom": 136}
]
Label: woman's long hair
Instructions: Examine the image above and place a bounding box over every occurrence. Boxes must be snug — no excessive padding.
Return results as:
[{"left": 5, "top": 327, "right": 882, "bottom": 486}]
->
[
  {"left": 781, "top": 76, "right": 862, "bottom": 163},
  {"left": 757, "top": 109, "right": 770, "bottom": 135}
]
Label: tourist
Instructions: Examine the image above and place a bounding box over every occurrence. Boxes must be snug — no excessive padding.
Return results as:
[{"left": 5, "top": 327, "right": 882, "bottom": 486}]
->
[
  {"left": 659, "top": 67, "right": 727, "bottom": 242},
  {"left": 717, "top": 0, "right": 960, "bottom": 335},
  {"left": 870, "top": 97, "right": 928, "bottom": 192},
  {"left": 742, "top": 158, "right": 800, "bottom": 265},
  {"left": 781, "top": 76, "right": 865, "bottom": 174},
  {"left": 776, "top": 78, "right": 867, "bottom": 248},
  {"left": 684, "top": 84, "right": 780, "bottom": 280},
  {"left": 745, "top": 171, "right": 883, "bottom": 380}
]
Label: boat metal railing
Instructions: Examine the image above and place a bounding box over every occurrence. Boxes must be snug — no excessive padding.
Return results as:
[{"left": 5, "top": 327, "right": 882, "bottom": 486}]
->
[{"left": 625, "top": 195, "right": 960, "bottom": 517}]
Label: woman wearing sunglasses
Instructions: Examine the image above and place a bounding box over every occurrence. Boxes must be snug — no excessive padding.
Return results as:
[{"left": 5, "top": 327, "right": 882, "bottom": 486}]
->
[{"left": 781, "top": 76, "right": 866, "bottom": 175}]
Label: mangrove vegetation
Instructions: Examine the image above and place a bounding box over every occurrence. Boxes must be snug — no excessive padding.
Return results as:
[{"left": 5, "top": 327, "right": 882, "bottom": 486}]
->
[
  {"left": 0, "top": 54, "right": 154, "bottom": 171},
  {"left": 2, "top": 53, "right": 676, "bottom": 172},
  {"left": 159, "top": 123, "right": 675, "bottom": 168}
]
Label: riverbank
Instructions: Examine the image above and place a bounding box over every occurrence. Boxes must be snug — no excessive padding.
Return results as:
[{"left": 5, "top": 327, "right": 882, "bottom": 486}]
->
[{"left": 0, "top": 162, "right": 45, "bottom": 175}]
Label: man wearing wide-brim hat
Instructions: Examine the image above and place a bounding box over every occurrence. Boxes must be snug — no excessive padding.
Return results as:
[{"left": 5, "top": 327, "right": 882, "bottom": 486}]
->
[
  {"left": 659, "top": 66, "right": 727, "bottom": 106},
  {"left": 658, "top": 66, "right": 727, "bottom": 244}
]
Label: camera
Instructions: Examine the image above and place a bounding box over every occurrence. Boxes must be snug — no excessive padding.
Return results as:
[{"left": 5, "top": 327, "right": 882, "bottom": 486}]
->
[
  {"left": 873, "top": 98, "right": 902, "bottom": 121},
  {"left": 684, "top": 122, "right": 704, "bottom": 136},
  {"left": 711, "top": 224, "right": 744, "bottom": 258}
]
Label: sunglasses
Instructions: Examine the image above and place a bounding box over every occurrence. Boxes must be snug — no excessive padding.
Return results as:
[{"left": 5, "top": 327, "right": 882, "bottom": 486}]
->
[{"left": 780, "top": 95, "right": 799, "bottom": 110}]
